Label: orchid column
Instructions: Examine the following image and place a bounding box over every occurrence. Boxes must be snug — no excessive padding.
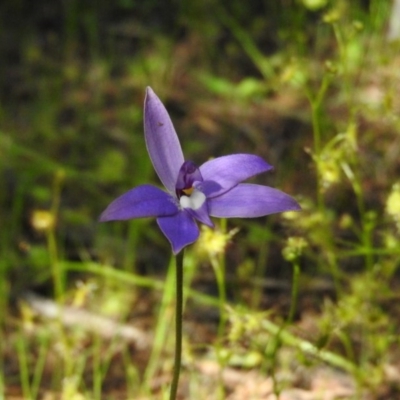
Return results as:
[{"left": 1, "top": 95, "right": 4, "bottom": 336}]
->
[{"left": 100, "top": 87, "right": 301, "bottom": 399}]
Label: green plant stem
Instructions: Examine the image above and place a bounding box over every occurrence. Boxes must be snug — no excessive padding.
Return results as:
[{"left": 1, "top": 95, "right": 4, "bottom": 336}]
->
[
  {"left": 31, "top": 334, "right": 50, "bottom": 400},
  {"left": 0, "top": 259, "right": 7, "bottom": 400},
  {"left": 212, "top": 254, "right": 227, "bottom": 340},
  {"left": 209, "top": 219, "right": 228, "bottom": 400},
  {"left": 261, "top": 317, "right": 359, "bottom": 376},
  {"left": 16, "top": 331, "right": 32, "bottom": 399},
  {"left": 267, "top": 260, "right": 300, "bottom": 396},
  {"left": 49, "top": 169, "right": 65, "bottom": 302},
  {"left": 287, "top": 261, "right": 300, "bottom": 324},
  {"left": 64, "top": 261, "right": 220, "bottom": 308},
  {"left": 215, "top": 219, "right": 227, "bottom": 338},
  {"left": 307, "top": 74, "right": 330, "bottom": 212},
  {"left": 307, "top": 76, "right": 343, "bottom": 294},
  {"left": 143, "top": 256, "right": 175, "bottom": 390},
  {"left": 251, "top": 224, "right": 271, "bottom": 309},
  {"left": 48, "top": 230, "right": 63, "bottom": 301},
  {"left": 210, "top": 252, "right": 227, "bottom": 400},
  {"left": 169, "top": 250, "right": 184, "bottom": 400}
]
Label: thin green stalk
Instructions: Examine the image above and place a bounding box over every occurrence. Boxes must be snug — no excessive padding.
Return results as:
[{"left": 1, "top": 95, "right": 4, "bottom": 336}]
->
[
  {"left": 123, "top": 220, "right": 141, "bottom": 273},
  {"left": 306, "top": 75, "right": 342, "bottom": 294},
  {"left": 217, "top": 7, "right": 274, "bottom": 80},
  {"left": 261, "top": 318, "right": 359, "bottom": 377},
  {"left": 209, "top": 219, "right": 228, "bottom": 400},
  {"left": 210, "top": 253, "right": 227, "bottom": 400},
  {"left": 30, "top": 334, "right": 50, "bottom": 400},
  {"left": 332, "top": 18, "right": 374, "bottom": 274},
  {"left": 287, "top": 262, "right": 300, "bottom": 325},
  {"left": 47, "top": 171, "right": 74, "bottom": 382},
  {"left": 16, "top": 331, "right": 32, "bottom": 399},
  {"left": 63, "top": 261, "right": 221, "bottom": 308},
  {"left": 169, "top": 250, "right": 184, "bottom": 400},
  {"left": 92, "top": 333, "right": 102, "bottom": 400},
  {"left": 49, "top": 170, "right": 64, "bottom": 302},
  {"left": 211, "top": 254, "right": 227, "bottom": 340},
  {"left": 48, "top": 230, "right": 63, "bottom": 301},
  {"left": 0, "top": 259, "right": 7, "bottom": 400},
  {"left": 143, "top": 256, "right": 176, "bottom": 391},
  {"left": 344, "top": 165, "right": 374, "bottom": 271},
  {"left": 251, "top": 224, "right": 272, "bottom": 309},
  {"left": 216, "top": 219, "right": 227, "bottom": 337},
  {"left": 267, "top": 260, "right": 300, "bottom": 397},
  {"left": 306, "top": 74, "right": 330, "bottom": 212},
  {"left": 123, "top": 343, "right": 139, "bottom": 399}
]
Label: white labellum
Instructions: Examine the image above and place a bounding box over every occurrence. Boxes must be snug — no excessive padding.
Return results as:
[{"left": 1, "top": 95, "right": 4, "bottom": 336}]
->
[{"left": 179, "top": 189, "right": 206, "bottom": 210}]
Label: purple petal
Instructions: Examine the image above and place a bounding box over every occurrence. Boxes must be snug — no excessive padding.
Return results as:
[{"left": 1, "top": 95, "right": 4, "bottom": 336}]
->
[
  {"left": 208, "top": 183, "right": 301, "bottom": 218},
  {"left": 144, "top": 87, "right": 184, "bottom": 193},
  {"left": 99, "top": 184, "right": 178, "bottom": 221},
  {"left": 185, "top": 202, "right": 214, "bottom": 228},
  {"left": 176, "top": 161, "right": 203, "bottom": 192},
  {"left": 194, "top": 180, "right": 222, "bottom": 197},
  {"left": 199, "top": 154, "right": 273, "bottom": 197},
  {"left": 157, "top": 211, "right": 199, "bottom": 254}
]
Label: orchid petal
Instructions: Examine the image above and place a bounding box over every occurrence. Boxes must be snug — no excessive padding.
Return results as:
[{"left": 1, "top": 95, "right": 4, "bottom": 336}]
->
[
  {"left": 99, "top": 184, "right": 178, "bottom": 221},
  {"left": 208, "top": 183, "right": 301, "bottom": 218},
  {"left": 184, "top": 201, "right": 214, "bottom": 228},
  {"left": 157, "top": 212, "right": 199, "bottom": 254},
  {"left": 199, "top": 154, "right": 273, "bottom": 197},
  {"left": 194, "top": 180, "right": 222, "bottom": 197},
  {"left": 176, "top": 161, "right": 203, "bottom": 192},
  {"left": 144, "top": 87, "right": 184, "bottom": 193}
]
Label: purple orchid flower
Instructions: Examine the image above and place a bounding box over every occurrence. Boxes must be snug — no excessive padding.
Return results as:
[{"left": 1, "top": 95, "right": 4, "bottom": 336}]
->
[{"left": 100, "top": 87, "right": 300, "bottom": 254}]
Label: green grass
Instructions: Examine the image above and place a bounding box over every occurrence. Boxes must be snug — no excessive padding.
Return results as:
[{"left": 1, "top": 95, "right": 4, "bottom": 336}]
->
[{"left": 1, "top": 0, "right": 400, "bottom": 398}]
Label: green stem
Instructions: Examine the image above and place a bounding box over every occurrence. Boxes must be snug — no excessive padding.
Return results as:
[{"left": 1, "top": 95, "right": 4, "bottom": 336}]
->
[
  {"left": 287, "top": 262, "right": 300, "bottom": 324},
  {"left": 16, "top": 331, "right": 32, "bottom": 399},
  {"left": 267, "top": 260, "right": 300, "bottom": 396},
  {"left": 261, "top": 318, "right": 359, "bottom": 376},
  {"left": 48, "top": 230, "right": 63, "bottom": 301},
  {"left": 49, "top": 169, "right": 65, "bottom": 302},
  {"left": 169, "top": 250, "right": 184, "bottom": 400},
  {"left": 307, "top": 76, "right": 343, "bottom": 294},
  {"left": 209, "top": 220, "right": 228, "bottom": 400},
  {"left": 307, "top": 74, "right": 330, "bottom": 213},
  {"left": 212, "top": 254, "right": 227, "bottom": 340}
]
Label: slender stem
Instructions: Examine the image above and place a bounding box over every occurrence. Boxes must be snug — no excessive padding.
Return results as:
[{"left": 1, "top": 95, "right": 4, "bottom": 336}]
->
[
  {"left": 267, "top": 260, "right": 300, "bottom": 396},
  {"left": 260, "top": 318, "right": 359, "bottom": 377},
  {"left": 169, "top": 250, "right": 184, "bottom": 400},
  {"left": 211, "top": 254, "right": 226, "bottom": 340},
  {"left": 208, "top": 253, "right": 227, "bottom": 399},
  {"left": 307, "top": 74, "right": 330, "bottom": 213},
  {"left": 215, "top": 219, "right": 227, "bottom": 338},
  {"left": 287, "top": 261, "right": 300, "bottom": 325}
]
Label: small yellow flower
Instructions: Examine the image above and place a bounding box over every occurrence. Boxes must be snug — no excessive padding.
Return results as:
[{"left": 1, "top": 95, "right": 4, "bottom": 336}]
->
[
  {"left": 31, "top": 210, "right": 56, "bottom": 232},
  {"left": 386, "top": 183, "right": 400, "bottom": 231},
  {"left": 386, "top": 184, "right": 400, "bottom": 219},
  {"left": 196, "top": 225, "right": 239, "bottom": 257},
  {"left": 302, "top": 0, "right": 327, "bottom": 11},
  {"left": 282, "top": 236, "right": 308, "bottom": 261}
]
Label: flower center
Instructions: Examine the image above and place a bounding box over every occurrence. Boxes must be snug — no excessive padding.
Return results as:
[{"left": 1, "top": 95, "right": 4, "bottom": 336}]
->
[
  {"left": 179, "top": 189, "right": 206, "bottom": 210},
  {"left": 175, "top": 161, "right": 206, "bottom": 210},
  {"left": 175, "top": 161, "right": 203, "bottom": 198},
  {"left": 182, "top": 187, "right": 194, "bottom": 196}
]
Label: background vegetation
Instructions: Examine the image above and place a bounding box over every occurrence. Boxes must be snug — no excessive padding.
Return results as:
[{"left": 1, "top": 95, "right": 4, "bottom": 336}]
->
[{"left": 1, "top": 0, "right": 400, "bottom": 398}]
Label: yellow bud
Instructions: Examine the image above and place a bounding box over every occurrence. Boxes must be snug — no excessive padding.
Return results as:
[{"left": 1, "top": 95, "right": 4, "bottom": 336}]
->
[
  {"left": 282, "top": 236, "right": 308, "bottom": 261},
  {"left": 31, "top": 210, "right": 55, "bottom": 232},
  {"left": 196, "top": 225, "right": 239, "bottom": 257},
  {"left": 386, "top": 184, "right": 400, "bottom": 219}
]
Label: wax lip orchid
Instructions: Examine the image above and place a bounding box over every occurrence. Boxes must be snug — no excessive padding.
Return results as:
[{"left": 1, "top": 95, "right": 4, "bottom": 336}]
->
[{"left": 100, "top": 87, "right": 301, "bottom": 254}]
